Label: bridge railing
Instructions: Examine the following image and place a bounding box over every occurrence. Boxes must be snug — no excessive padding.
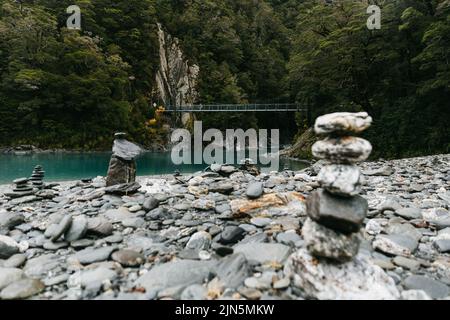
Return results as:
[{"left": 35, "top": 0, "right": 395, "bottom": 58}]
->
[{"left": 164, "top": 103, "right": 305, "bottom": 112}]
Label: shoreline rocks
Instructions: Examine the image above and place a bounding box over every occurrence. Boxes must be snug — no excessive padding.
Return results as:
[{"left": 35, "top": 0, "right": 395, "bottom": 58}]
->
[{"left": 0, "top": 151, "right": 449, "bottom": 300}]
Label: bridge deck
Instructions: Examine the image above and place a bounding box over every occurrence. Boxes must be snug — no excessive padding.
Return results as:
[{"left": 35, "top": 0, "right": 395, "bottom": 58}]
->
[{"left": 164, "top": 103, "right": 304, "bottom": 112}]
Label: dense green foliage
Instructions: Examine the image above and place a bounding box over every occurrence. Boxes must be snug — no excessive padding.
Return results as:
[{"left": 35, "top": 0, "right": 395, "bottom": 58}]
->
[
  {"left": 288, "top": 0, "right": 450, "bottom": 157},
  {"left": 0, "top": 0, "right": 159, "bottom": 149},
  {"left": 0, "top": 0, "right": 449, "bottom": 157}
]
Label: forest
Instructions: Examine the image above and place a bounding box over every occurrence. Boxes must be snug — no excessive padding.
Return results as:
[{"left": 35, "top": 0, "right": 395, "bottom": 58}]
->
[{"left": 0, "top": 0, "right": 449, "bottom": 158}]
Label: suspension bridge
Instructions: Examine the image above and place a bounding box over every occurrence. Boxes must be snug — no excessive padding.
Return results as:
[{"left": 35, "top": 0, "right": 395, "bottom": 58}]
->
[{"left": 164, "top": 103, "right": 305, "bottom": 112}]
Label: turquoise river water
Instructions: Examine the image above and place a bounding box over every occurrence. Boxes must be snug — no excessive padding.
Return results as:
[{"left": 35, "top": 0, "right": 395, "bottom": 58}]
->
[{"left": 0, "top": 152, "right": 307, "bottom": 184}]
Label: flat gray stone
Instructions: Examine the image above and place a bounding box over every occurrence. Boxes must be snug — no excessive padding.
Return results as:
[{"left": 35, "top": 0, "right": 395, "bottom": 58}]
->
[
  {"left": 50, "top": 215, "right": 72, "bottom": 241},
  {"left": 43, "top": 274, "right": 70, "bottom": 286},
  {"left": 186, "top": 231, "right": 212, "bottom": 251},
  {"left": 373, "top": 234, "right": 418, "bottom": 257},
  {"left": 273, "top": 277, "right": 290, "bottom": 289},
  {"left": 181, "top": 284, "right": 208, "bottom": 300},
  {"left": 317, "top": 164, "right": 363, "bottom": 196},
  {"left": 43, "top": 241, "right": 69, "bottom": 250},
  {"left": 71, "top": 246, "right": 117, "bottom": 265},
  {"left": 314, "top": 112, "right": 372, "bottom": 135},
  {"left": 378, "top": 198, "right": 402, "bottom": 213},
  {"left": 208, "top": 182, "right": 234, "bottom": 195},
  {"left": 112, "top": 138, "right": 141, "bottom": 161},
  {"left": 215, "top": 253, "right": 251, "bottom": 289},
  {"left": 276, "top": 231, "right": 302, "bottom": 246},
  {"left": 24, "top": 254, "right": 62, "bottom": 278},
  {"left": 302, "top": 218, "right": 360, "bottom": 262},
  {"left": 135, "top": 260, "right": 215, "bottom": 291},
  {"left": 104, "top": 207, "right": 136, "bottom": 223},
  {"left": 9, "top": 196, "right": 38, "bottom": 205},
  {"left": 126, "top": 235, "right": 155, "bottom": 252},
  {"left": 68, "top": 267, "right": 118, "bottom": 292},
  {"left": 104, "top": 233, "right": 124, "bottom": 244},
  {"left": 122, "top": 217, "right": 145, "bottom": 229},
  {"left": 71, "top": 238, "right": 95, "bottom": 249},
  {"left": 3, "top": 254, "right": 27, "bottom": 268},
  {"left": 0, "top": 278, "right": 45, "bottom": 300},
  {"left": 0, "top": 212, "right": 24, "bottom": 231},
  {"left": 395, "top": 207, "right": 422, "bottom": 220},
  {"left": 401, "top": 290, "right": 432, "bottom": 300},
  {"left": 312, "top": 137, "right": 372, "bottom": 163},
  {"left": 393, "top": 256, "right": 420, "bottom": 271},
  {"left": 218, "top": 226, "right": 246, "bottom": 245},
  {"left": 64, "top": 216, "right": 88, "bottom": 242},
  {"left": 385, "top": 223, "right": 422, "bottom": 242},
  {"left": 0, "top": 268, "right": 24, "bottom": 290},
  {"left": 434, "top": 239, "right": 450, "bottom": 253},
  {"left": 111, "top": 249, "right": 145, "bottom": 267},
  {"left": 44, "top": 224, "right": 58, "bottom": 238},
  {"left": 250, "top": 217, "right": 272, "bottom": 228},
  {"left": 143, "top": 197, "right": 160, "bottom": 211},
  {"left": 234, "top": 243, "right": 290, "bottom": 264},
  {"left": 246, "top": 182, "right": 264, "bottom": 199},
  {"left": 307, "top": 189, "right": 367, "bottom": 233},
  {"left": 105, "top": 182, "right": 141, "bottom": 195},
  {"left": 438, "top": 192, "right": 450, "bottom": 204},
  {"left": 403, "top": 275, "right": 449, "bottom": 299},
  {"left": 0, "top": 235, "right": 20, "bottom": 259},
  {"left": 87, "top": 217, "right": 113, "bottom": 236},
  {"left": 192, "top": 199, "right": 215, "bottom": 211},
  {"left": 363, "top": 166, "right": 394, "bottom": 176}
]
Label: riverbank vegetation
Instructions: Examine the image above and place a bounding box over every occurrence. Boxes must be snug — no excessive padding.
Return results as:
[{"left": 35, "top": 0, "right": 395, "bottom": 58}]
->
[{"left": 0, "top": 0, "right": 448, "bottom": 157}]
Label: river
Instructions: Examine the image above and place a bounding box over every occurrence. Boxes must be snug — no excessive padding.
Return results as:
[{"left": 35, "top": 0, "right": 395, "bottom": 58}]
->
[{"left": 0, "top": 152, "right": 307, "bottom": 184}]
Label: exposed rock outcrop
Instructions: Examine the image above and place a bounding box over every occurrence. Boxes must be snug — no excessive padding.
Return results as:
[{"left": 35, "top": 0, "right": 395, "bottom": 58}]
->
[
  {"left": 155, "top": 23, "right": 199, "bottom": 109},
  {"left": 280, "top": 128, "right": 316, "bottom": 160}
]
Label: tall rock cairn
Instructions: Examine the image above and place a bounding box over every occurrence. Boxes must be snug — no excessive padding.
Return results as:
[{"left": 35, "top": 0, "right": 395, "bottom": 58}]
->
[
  {"left": 303, "top": 112, "right": 373, "bottom": 262},
  {"left": 106, "top": 133, "right": 142, "bottom": 187},
  {"left": 30, "top": 165, "right": 45, "bottom": 189}
]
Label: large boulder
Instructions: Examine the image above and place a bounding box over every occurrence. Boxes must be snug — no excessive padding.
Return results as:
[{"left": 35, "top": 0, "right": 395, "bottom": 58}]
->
[
  {"left": 106, "top": 156, "right": 137, "bottom": 187},
  {"left": 284, "top": 249, "right": 400, "bottom": 300},
  {"left": 302, "top": 218, "right": 360, "bottom": 262},
  {"left": 306, "top": 189, "right": 367, "bottom": 234}
]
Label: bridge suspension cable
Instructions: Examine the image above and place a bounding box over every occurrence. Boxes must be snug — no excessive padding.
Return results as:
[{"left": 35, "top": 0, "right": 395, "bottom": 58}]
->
[{"left": 164, "top": 103, "right": 305, "bottom": 112}]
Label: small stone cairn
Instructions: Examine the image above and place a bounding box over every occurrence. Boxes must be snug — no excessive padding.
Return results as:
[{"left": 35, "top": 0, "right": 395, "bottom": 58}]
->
[
  {"left": 10, "top": 178, "right": 34, "bottom": 198},
  {"left": 303, "top": 112, "right": 373, "bottom": 262},
  {"left": 30, "top": 165, "right": 45, "bottom": 189}
]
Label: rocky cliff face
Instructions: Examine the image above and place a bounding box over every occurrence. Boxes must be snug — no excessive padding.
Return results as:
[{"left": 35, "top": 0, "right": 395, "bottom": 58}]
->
[
  {"left": 155, "top": 23, "right": 199, "bottom": 109},
  {"left": 280, "top": 128, "right": 317, "bottom": 160}
]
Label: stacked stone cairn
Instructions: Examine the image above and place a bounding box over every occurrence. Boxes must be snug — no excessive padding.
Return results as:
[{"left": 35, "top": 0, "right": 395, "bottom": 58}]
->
[
  {"left": 302, "top": 112, "right": 373, "bottom": 262},
  {"left": 7, "top": 178, "right": 35, "bottom": 198},
  {"left": 30, "top": 165, "right": 45, "bottom": 189},
  {"left": 106, "top": 132, "right": 142, "bottom": 187}
]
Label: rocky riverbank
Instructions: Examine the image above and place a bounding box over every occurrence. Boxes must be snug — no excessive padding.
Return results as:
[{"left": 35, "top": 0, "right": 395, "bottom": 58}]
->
[
  {"left": 0, "top": 154, "right": 449, "bottom": 300},
  {"left": 1, "top": 144, "right": 169, "bottom": 156}
]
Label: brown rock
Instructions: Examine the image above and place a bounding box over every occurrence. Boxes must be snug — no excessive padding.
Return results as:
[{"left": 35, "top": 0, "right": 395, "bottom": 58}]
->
[{"left": 106, "top": 156, "right": 137, "bottom": 187}]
